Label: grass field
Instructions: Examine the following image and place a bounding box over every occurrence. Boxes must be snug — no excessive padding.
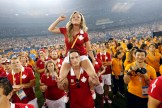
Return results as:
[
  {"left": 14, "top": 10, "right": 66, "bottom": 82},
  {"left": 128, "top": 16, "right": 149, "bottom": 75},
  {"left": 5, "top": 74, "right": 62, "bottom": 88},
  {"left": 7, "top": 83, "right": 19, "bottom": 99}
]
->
[{"left": 34, "top": 73, "right": 127, "bottom": 108}]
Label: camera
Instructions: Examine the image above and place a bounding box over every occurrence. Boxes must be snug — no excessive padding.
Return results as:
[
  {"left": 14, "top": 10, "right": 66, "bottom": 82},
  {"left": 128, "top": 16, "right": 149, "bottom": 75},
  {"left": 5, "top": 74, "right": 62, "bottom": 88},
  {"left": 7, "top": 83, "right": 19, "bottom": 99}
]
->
[{"left": 135, "top": 68, "right": 147, "bottom": 74}]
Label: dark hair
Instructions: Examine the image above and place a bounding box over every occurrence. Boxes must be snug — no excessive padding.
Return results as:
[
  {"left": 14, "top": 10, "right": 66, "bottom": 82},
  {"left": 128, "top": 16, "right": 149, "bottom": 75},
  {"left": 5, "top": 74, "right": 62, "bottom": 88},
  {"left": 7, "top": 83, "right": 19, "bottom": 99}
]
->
[
  {"left": 0, "top": 77, "right": 13, "bottom": 96},
  {"left": 149, "top": 43, "right": 158, "bottom": 49},
  {"left": 68, "top": 49, "right": 80, "bottom": 55},
  {"left": 109, "top": 38, "right": 114, "bottom": 41},
  {"left": 114, "top": 51, "right": 122, "bottom": 58},
  {"left": 127, "top": 43, "right": 133, "bottom": 50},
  {"left": 132, "top": 46, "right": 139, "bottom": 50},
  {"left": 135, "top": 49, "right": 147, "bottom": 56},
  {"left": 157, "top": 42, "right": 162, "bottom": 46},
  {"left": 68, "top": 49, "right": 80, "bottom": 63},
  {"left": 140, "top": 44, "right": 147, "bottom": 50},
  {"left": 117, "top": 43, "right": 121, "bottom": 47}
]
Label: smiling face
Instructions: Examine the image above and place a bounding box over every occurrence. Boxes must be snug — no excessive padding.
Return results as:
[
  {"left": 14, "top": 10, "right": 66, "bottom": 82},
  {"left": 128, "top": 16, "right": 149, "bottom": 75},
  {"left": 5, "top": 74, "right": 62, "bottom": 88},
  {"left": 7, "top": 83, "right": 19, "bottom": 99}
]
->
[
  {"left": 99, "top": 43, "right": 106, "bottom": 52},
  {"left": 149, "top": 44, "right": 156, "bottom": 52},
  {"left": 51, "top": 50, "right": 58, "bottom": 60},
  {"left": 11, "top": 58, "right": 21, "bottom": 70},
  {"left": 135, "top": 52, "right": 146, "bottom": 63},
  {"left": 39, "top": 51, "right": 45, "bottom": 58},
  {"left": 19, "top": 56, "right": 28, "bottom": 65},
  {"left": 70, "top": 12, "right": 82, "bottom": 26}
]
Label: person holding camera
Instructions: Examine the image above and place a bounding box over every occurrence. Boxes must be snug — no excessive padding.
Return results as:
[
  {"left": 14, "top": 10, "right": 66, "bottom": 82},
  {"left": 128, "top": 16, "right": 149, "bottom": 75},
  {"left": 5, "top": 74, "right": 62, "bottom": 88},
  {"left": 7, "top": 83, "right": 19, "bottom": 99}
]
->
[{"left": 124, "top": 49, "right": 157, "bottom": 108}]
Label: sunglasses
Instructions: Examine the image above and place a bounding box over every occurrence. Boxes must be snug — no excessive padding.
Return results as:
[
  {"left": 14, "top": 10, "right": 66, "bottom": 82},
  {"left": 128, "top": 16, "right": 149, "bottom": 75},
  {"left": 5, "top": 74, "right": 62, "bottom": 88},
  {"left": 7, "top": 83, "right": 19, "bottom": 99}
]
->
[{"left": 76, "top": 79, "right": 80, "bottom": 88}]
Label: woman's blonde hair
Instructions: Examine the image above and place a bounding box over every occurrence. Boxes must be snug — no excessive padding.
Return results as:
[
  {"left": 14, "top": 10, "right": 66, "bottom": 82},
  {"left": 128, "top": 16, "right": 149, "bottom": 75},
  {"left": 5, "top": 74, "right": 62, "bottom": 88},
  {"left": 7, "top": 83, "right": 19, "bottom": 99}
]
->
[
  {"left": 45, "top": 60, "right": 58, "bottom": 76},
  {"left": 66, "top": 11, "right": 88, "bottom": 42}
]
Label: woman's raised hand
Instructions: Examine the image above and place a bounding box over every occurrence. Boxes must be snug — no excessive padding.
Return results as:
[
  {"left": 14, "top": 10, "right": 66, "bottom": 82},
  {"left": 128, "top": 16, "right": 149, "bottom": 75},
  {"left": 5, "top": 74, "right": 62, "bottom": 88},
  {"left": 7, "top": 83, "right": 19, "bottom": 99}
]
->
[{"left": 58, "top": 15, "right": 66, "bottom": 21}]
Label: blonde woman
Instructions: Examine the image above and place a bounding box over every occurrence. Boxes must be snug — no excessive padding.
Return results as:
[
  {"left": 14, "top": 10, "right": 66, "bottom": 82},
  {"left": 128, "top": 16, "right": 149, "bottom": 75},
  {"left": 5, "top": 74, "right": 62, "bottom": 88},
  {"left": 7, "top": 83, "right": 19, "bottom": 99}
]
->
[
  {"left": 48, "top": 11, "right": 98, "bottom": 87},
  {"left": 40, "top": 60, "right": 66, "bottom": 108}
]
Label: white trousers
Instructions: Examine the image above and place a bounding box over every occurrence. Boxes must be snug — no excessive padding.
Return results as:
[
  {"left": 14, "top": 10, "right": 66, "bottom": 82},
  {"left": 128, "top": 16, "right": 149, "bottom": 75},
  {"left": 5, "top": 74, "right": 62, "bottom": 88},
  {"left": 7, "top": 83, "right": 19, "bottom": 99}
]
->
[{"left": 46, "top": 96, "right": 66, "bottom": 108}]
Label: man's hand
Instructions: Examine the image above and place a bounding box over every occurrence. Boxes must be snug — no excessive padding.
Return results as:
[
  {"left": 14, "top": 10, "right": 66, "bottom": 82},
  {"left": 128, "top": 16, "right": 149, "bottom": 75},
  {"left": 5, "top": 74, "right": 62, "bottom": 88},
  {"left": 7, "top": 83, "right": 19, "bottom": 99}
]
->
[
  {"left": 12, "top": 85, "right": 24, "bottom": 92},
  {"left": 89, "top": 76, "right": 100, "bottom": 86},
  {"left": 57, "top": 78, "right": 68, "bottom": 91},
  {"left": 131, "top": 65, "right": 138, "bottom": 71}
]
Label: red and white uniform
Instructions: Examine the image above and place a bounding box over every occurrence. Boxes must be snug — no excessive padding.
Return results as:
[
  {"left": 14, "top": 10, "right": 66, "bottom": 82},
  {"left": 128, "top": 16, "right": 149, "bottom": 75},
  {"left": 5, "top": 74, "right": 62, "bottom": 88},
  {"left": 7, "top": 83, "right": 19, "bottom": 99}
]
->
[
  {"left": 26, "top": 64, "right": 34, "bottom": 71},
  {"left": 97, "top": 52, "right": 111, "bottom": 74},
  {"left": 36, "top": 58, "right": 51, "bottom": 77},
  {"left": 94, "top": 58, "right": 102, "bottom": 82},
  {"left": 148, "top": 76, "right": 162, "bottom": 108},
  {"left": 0, "top": 71, "right": 7, "bottom": 77},
  {"left": 60, "top": 28, "right": 89, "bottom": 56},
  {"left": 7, "top": 67, "right": 36, "bottom": 105},
  {"left": 0, "top": 66, "right": 6, "bottom": 77},
  {"left": 22, "top": 64, "right": 34, "bottom": 74},
  {"left": 97, "top": 52, "right": 112, "bottom": 85},
  {"left": 53, "top": 58, "right": 63, "bottom": 72},
  {"left": 67, "top": 68, "right": 94, "bottom": 108},
  {"left": 41, "top": 74, "right": 65, "bottom": 108},
  {"left": 93, "top": 58, "right": 104, "bottom": 95},
  {"left": 11, "top": 102, "right": 34, "bottom": 108},
  {"left": 41, "top": 74, "right": 65, "bottom": 100}
]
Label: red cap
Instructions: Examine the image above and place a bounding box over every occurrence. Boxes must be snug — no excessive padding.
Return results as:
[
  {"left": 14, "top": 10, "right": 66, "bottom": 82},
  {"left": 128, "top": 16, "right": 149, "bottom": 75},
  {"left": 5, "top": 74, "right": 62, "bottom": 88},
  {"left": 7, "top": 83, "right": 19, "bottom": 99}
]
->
[
  {"left": 1, "top": 59, "right": 10, "bottom": 64},
  {"left": 38, "top": 49, "right": 45, "bottom": 53}
]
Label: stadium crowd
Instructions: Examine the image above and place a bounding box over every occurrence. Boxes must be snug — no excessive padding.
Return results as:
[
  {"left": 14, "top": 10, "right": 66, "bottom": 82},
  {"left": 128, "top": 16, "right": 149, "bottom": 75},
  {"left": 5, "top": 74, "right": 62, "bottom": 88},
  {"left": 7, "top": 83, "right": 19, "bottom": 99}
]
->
[
  {"left": 1, "top": 22, "right": 162, "bottom": 53},
  {"left": 1, "top": 34, "right": 162, "bottom": 108}
]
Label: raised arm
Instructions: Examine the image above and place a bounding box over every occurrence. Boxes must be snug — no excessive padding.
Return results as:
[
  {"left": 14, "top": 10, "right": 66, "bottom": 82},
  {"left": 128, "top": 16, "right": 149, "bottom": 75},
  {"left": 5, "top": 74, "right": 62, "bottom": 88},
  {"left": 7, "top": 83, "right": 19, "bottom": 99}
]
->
[{"left": 48, "top": 16, "right": 66, "bottom": 33}]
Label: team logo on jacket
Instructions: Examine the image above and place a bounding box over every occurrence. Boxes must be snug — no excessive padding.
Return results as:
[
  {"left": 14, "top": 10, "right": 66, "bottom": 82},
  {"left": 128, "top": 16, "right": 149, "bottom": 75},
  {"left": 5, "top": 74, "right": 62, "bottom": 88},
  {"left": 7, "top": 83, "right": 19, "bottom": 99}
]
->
[
  {"left": 22, "top": 74, "right": 27, "bottom": 79},
  {"left": 71, "top": 79, "right": 74, "bottom": 83},
  {"left": 25, "top": 105, "right": 28, "bottom": 108},
  {"left": 80, "top": 30, "right": 84, "bottom": 34},
  {"left": 95, "top": 62, "right": 98, "bottom": 65},
  {"left": 79, "top": 35, "right": 84, "bottom": 41},
  {"left": 58, "top": 59, "right": 60, "bottom": 63},
  {"left": 81, "top": 77, "right": 87, "bottom": 83},
  {"left": 105, "top": 57, "right": 108, "bottom": 60},
  {"left": 58, "top": 64, "right": 61, "bottom": 67}
]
